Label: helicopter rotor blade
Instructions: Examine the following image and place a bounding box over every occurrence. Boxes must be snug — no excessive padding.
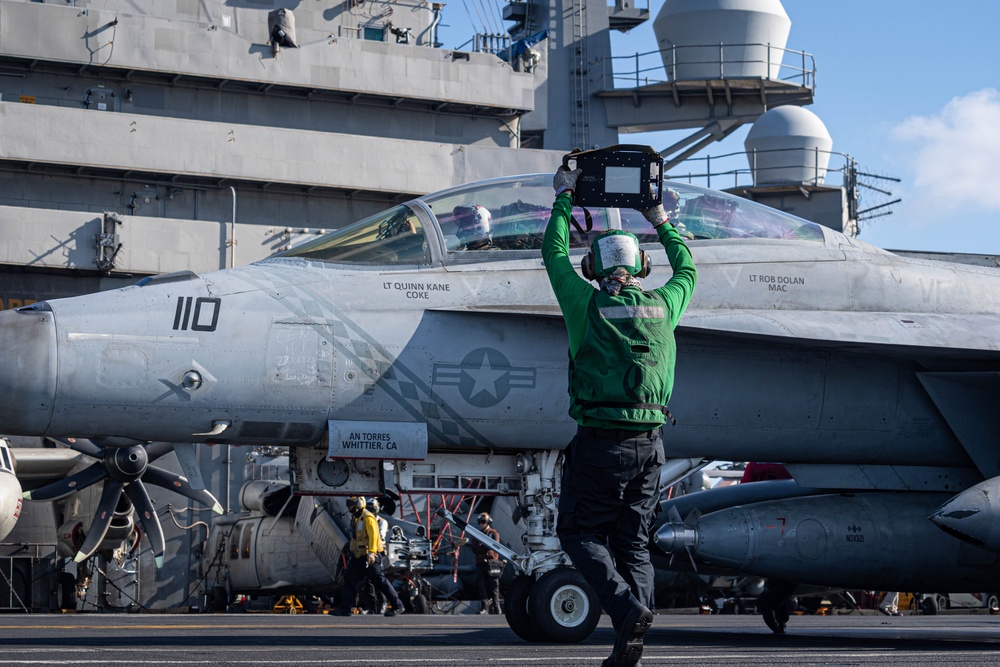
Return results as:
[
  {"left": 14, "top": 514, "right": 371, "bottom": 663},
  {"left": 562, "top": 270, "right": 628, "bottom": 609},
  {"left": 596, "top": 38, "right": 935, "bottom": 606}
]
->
[
  {"left": 124, "top": 481, "right": 166, "bottom": 568},
  {"left": 23, "top": 462, "right": 107, "bottom": 502},
  {"left": 74, "top": 480, "right": 124, "bottom": 563},
  {"left": 143, "top": 466, "right": 224, "bottom": 515},
  {"left": 144, "top": 441, "right": 176, "bottom": 463},
  {"left": 47, "top": 437, "right": 103, "bottom": 458}
]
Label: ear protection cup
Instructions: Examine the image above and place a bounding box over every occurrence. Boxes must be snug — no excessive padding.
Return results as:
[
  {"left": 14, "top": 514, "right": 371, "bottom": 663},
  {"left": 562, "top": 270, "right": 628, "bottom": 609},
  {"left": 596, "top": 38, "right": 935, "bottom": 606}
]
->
[
  {"left": 581, "top": 250, "right": 597, "bottom": 281},
  {"left": 582, "top": 247, "right": 650, "bottom": 280},
  {"left": 636, "top": 250, "right": 651, "bottom": 278}
]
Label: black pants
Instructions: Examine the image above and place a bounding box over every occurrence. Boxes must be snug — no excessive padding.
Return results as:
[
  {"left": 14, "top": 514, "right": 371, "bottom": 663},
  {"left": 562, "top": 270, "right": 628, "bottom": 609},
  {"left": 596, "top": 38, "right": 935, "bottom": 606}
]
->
[
  {"left": 556, "top": 426, "right": 664, "bottom": 628},
  {"left": 476, "top": 561, "right": 501, "bottom": 613},
  {"left": 342, "top": 553, "right": 403, "bottom": 611}
]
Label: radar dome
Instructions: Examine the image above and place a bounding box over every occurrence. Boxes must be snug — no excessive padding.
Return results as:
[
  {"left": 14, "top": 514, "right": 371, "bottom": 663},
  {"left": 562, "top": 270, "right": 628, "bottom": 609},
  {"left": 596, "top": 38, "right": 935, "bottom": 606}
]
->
[
  {"left": 744, "top": 106, "right": 833, "bottom": 186},
  {"left": 653, "top": 0, "right": 791, "bottom": 81}
]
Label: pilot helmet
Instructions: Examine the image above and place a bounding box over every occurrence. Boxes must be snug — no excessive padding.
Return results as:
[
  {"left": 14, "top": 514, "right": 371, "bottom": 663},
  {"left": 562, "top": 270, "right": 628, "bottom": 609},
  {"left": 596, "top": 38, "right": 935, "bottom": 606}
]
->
[
  {"left": 582, "top": 230, "right": 650, "bottom": 281},
  {"left": 346, "top": 496, "right": 366, "bottom": 515},
  {"left": 369, "top": 498, "right": 381, "bottom": 514},
  {"left": 477, "top": 512, "right": 492, "bottom": 526},
  {"left": 452, "top": 204, "right": 493, "bottom": 249}
]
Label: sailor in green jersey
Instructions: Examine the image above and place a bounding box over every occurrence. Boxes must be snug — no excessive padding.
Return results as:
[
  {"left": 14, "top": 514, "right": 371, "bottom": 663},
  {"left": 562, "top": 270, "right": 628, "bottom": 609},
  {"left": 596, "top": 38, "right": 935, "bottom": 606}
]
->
[{"left": 542, "top": 166, "right": 697, "bottom": 667}]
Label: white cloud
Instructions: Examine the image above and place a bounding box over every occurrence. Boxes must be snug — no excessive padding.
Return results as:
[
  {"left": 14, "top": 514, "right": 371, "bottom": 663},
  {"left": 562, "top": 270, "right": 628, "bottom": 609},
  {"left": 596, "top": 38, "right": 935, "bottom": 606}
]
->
[{"left": 891, "top": 89, "right": 1000, "bottom": 211}]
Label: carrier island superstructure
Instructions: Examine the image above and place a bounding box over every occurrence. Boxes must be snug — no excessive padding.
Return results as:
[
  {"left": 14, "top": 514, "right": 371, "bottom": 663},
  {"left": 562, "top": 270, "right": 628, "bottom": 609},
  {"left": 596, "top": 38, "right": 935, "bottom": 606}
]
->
[{"left": 0, "top": 0, "right": 818, "bottom": 609}]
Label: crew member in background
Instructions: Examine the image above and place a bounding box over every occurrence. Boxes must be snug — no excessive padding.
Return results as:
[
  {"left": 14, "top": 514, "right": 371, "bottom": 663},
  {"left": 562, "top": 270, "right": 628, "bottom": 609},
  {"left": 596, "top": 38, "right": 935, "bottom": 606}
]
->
[
  {"left": 470, "top": 512, "right": 502, "bottom": 614},
  {"left": 543, "top": 165, "right": 697, "bottom": 667},
  {"left": 738, "top": 462, "right": 796, "bottom": 633},
  {"left": 335, "top": 496, "right": 405, "bottom": 617},
  {"left": 363, "top": 498, "right": 391, "bottom": 614},
  {"left": 879, "top": 592, "right": 902, "bottom": 616}
]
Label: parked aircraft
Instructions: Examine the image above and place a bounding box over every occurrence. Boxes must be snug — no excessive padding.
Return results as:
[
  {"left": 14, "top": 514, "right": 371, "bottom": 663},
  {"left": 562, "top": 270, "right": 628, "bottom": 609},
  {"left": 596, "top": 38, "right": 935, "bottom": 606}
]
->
[
  {"left": 18, "top": 438, "right": 223, "bottom": 568},
  {"left": 0, "top": 439, "right": 21, "bottom": 541},
  {"left": 3, "top": 173, "right": 1000, "bottom": 639},
  {"left": 201, "top": 456, "right": 436, "bottom": 613}
]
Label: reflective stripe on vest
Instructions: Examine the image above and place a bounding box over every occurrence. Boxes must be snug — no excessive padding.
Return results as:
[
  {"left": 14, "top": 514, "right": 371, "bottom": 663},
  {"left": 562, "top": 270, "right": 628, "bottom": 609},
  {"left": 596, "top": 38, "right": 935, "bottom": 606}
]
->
[{"left": 598, "top": 305, "right": 665, "bottom": 320}]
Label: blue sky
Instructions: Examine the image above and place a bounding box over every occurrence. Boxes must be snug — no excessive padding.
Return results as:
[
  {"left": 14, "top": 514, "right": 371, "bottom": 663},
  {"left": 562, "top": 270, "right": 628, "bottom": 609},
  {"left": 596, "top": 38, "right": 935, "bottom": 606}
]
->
[{"left": 440, "top": 1, "right": 1000, "bottom": 254}]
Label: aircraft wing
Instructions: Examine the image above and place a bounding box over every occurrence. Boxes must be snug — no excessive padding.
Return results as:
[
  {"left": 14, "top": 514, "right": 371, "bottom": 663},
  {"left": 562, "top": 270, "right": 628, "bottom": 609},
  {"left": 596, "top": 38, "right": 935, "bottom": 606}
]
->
[
  {"left": 680, "top": 309, "right": 1000, "bottom": 354},
  {"left": 443, "top": 304, "right": 1000, "bottom": 356}
]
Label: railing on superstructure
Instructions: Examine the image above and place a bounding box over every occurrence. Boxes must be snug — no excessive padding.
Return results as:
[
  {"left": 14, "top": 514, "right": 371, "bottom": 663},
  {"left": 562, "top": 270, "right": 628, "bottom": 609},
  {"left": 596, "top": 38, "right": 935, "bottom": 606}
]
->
[
  {"left": 471, "top": 33, "right": 512, "bottom": 55},
  {"left": 667, "top": 147, "right": 901, "bottom": 224},
  {"left": 599, "top": 42, "right": 817, "bottom": 91}
]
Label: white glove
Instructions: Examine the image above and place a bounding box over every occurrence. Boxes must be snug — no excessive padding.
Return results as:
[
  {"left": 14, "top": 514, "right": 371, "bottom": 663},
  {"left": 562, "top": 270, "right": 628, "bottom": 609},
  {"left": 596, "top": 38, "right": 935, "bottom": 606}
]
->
[
  {"left": 641, "top": 204, "right": 669, "bottom": 226},
  {"left": 641, "top": 188, "right": 681, "bottom": 227},
  {"left": 553, "top": 167, "right": 582, "bottom": 195}
]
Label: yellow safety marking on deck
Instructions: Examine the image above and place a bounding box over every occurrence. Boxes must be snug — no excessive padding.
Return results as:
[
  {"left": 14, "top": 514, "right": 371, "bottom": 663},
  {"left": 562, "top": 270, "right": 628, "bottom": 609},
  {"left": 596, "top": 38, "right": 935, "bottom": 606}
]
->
[{"left": 0, "top": 623, "right": 459, "bottom": 630}]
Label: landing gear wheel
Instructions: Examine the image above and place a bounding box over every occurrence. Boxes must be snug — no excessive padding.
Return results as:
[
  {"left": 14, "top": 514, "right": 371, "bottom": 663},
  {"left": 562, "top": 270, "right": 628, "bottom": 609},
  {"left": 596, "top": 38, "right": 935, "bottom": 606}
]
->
[
  {"left": 57, "top": 573, "right": 77, "bottom": 611},
  {"left": 412, "top": 593, "right": 429, "bottom": 615},
  {"left": 209, "top": 586, "right": 229, "bottom": 612},
  {"left": 526, "top": 567, "right": 601, "bottom": 643},
  {"left": 920, "top": 595, "right": 937, "bottom": 615},
  {"left": 503, "top": 575, "right": 541, "bottom": 642}
]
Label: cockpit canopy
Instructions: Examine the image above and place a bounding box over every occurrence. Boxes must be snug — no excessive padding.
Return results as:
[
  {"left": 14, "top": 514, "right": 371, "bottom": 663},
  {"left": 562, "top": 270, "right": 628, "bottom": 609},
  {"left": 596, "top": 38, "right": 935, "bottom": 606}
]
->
[{"left": 277, "top": 174, "right": 826, "bottom": 265}]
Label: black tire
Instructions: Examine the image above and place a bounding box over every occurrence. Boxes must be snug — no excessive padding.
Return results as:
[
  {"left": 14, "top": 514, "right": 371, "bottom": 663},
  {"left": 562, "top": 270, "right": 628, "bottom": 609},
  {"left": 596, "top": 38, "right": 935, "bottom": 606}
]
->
[
  {"left": 526, "top": 568, "right": 601, "bottom": 643},
  {"left": 504, "top": 575, "right": 541, "bottom": 642},
  {"left": 920, "top": 595, "right": 937, "bottom": 615},
  {"left": 57, "top": 573, "right": 77, "bottom": 611},
  {"left": 412, "top": 593, "right": 429, "bottom": 615},
  {"left": 209, "top": 586, "right": 229, "bottom": 612}
]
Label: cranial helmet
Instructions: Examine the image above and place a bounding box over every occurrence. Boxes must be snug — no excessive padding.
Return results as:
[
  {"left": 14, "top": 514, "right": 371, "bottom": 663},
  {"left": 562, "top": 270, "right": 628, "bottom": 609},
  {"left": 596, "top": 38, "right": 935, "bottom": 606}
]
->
[
  {"left": 581, "top": 230, "right": 650, "bottom": 281},
  {"left": 369, "top": 498, "right": 381, "bottom": 513},
  {"left": 453, "top": 204, "right": 493, "bottom": 248},
  {"left": 347, "top": 496, "right": 366, "bottom": 514},
  {"left": 477, "top": 512, "right": 492, "bottom": 526}
]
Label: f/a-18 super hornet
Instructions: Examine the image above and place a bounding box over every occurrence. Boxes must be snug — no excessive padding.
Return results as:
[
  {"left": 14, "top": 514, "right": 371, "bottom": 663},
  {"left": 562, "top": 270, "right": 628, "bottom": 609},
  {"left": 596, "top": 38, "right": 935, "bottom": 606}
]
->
[{"left": 3, "top": 173, "right": 1000, "bottom": 640}]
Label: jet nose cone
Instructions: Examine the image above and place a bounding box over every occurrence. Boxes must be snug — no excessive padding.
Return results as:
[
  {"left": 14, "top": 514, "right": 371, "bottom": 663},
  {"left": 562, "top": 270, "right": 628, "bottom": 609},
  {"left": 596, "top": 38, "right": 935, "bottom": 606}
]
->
[
  {"left": 929, "top": 480, "right": 1000, "bottom": 551},
  {"left": 0, "top": 305, "right": 57, "bottom": 435}
]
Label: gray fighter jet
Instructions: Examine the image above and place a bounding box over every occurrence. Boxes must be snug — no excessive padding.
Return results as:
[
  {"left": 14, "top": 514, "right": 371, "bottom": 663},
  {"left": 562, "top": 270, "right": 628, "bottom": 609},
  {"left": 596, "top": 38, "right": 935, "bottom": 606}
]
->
[{"left": 2, "top": 173, "right": 1000, "bottom": 639}]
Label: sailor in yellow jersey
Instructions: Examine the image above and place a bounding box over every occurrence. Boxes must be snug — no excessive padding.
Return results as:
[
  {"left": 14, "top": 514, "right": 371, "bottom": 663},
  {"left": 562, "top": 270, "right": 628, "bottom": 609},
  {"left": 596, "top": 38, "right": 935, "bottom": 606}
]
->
[{"left": 335, "top": 496, "right": 405, "bottom": 616}]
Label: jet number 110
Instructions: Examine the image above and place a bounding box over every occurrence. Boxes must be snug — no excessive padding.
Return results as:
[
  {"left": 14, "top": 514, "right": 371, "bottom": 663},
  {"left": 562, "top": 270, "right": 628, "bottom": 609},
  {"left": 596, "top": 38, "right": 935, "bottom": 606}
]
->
[{"left": 172, "top": 296, "right": 221, "bottom": 332}]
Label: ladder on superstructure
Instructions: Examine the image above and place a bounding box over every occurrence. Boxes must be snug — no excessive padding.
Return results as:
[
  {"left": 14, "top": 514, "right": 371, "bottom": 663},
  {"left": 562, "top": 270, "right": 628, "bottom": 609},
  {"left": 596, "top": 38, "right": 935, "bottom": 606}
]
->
[{"left": 570, "top": 0, "right": 590, "bottom": 149}]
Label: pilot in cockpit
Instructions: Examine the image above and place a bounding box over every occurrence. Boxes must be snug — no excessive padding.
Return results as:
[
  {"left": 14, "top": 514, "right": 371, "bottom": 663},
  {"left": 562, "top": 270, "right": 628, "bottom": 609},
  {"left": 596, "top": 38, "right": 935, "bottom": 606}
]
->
[
  {"left": 679, "top": 194, "right": 739, "bottom": 240},
  {"left": 452, "top": 204, "right": 495, "bottom": 250}
]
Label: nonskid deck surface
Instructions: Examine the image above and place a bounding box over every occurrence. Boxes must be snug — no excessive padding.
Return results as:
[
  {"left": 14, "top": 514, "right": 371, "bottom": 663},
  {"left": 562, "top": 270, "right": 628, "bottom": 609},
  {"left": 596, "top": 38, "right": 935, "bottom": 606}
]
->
[{"left": 2, "top": 612, "right": 999, "bottom": 666}]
